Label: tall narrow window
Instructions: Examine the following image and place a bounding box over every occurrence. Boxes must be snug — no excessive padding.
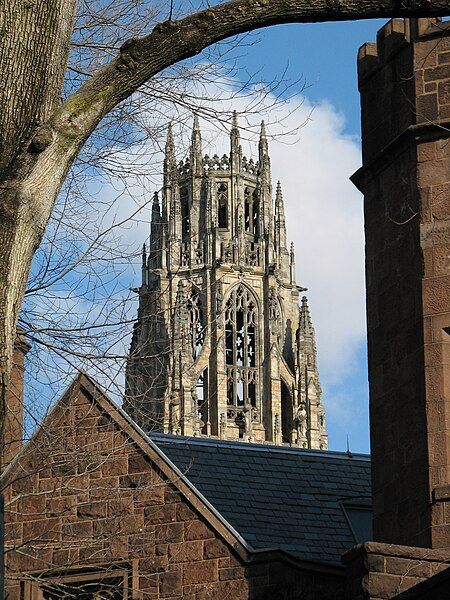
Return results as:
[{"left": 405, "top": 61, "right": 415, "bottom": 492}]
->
[
  {"left": 244, "top": 187, "right": 251, "bottom": 232},
  {"left": 197, "top": 369, "right": 208, "bottom": 433},
  {"left": 281, "top": 380, "right": 293, "bottom": 444},
  {"left": 244, "top": 188, "right": 259, "bottom": 236},
  {"left": 218, "top": 183, "right": 228, "bottom": 228},
  {"left": 225, "top": 285, "right": 258, "bottom": 407},
  {"left": 180, "top": 187, "right": 190, "bottom": 240},
  {"left": 252, "top": 190, "right": 259, "bottom": 236},
  {"left": 187, "top": 287, "right": 204, "bottom": 359}
]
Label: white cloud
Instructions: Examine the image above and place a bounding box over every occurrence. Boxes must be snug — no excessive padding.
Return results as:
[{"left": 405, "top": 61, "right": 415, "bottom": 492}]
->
[
  {"left": 29, "top": 77, "right": 367, "bottom": 444},
  {"left": 148, "top": 85, "right": 367, "bottom": 387}
]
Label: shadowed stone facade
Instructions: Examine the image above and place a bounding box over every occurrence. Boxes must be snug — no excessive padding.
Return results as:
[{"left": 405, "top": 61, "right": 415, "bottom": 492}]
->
[{"left": 125, "top": 114, "right": 327, "bottom": 448}]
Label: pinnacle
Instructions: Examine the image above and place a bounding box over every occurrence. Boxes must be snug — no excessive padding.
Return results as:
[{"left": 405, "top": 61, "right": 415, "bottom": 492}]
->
[
  {"left": 300, "top": 296, "right": 314, "bottom": 335},
  {"left": 193, "top": 113, "right": 200, "bottom": 131},
  {"left": 165, "top": 122, "right": 175, "bottom": 157},
  {"left": 232, "top": 110, "right": 238, "bottom": 129},
  {"left": 260, "top": 120, "right": 267, "bottom": 138},
  {"left": 276, "top": 180, "right": 283, "bottom": 197}
]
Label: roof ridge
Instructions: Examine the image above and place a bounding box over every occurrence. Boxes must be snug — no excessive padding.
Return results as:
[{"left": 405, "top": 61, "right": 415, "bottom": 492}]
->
[{"left": 148, "top": 432, "right": 371, "bottom": 461}]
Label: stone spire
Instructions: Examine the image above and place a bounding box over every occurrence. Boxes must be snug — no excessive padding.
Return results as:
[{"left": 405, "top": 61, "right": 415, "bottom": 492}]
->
[
  {"left": 275, "top": 181, "right": 287, "bottom": 251},
  {"left": 297, "top": 296, "right": 327, "bottom": 450},
  {"left": 164, "top": 122, "right": 176, "bottom": 184},
  {"left": 299, "top": 296, "right": 314, "bottom": 337},
  {"left": 190, "top": 114, "right": 202, "bottom": 175},
  {"left": 259, "top": 120, "right": 269, "bottom": 160},
  {"left": 230, "top": 110, "right": 241, "bottom": 172},
  {"left": 149, "top": 191, "right": 162, "bottom": 270}
]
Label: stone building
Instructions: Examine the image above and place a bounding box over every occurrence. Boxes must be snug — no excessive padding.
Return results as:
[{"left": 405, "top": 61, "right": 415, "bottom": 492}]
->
[
  {"left": 2, "top": 17, "right": 449, "bottom": 600},
  {"left": 125, "top": 114, "right": 327, "bottom": 448}
]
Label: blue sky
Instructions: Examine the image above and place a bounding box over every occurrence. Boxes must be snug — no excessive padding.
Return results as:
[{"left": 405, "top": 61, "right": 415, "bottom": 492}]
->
[
  {"left": 237, "top": 19, "right": 387, "bottom": 135},
  {"left": 226, "top": 19, "right": 389, "bottom": 453},
  {"left": 25, "top": 17, "right": 393, "bottom": 454}
]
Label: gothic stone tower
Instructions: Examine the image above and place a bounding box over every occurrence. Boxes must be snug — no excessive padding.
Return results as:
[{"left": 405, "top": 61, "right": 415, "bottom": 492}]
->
[{"left": 125, "top": 114, "right": 327, "bottom": 448}]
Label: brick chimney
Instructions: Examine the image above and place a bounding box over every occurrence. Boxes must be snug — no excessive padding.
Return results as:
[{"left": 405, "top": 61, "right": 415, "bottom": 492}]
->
[{"left": 3, "top": 328, "right": 30, "bottom": 468}]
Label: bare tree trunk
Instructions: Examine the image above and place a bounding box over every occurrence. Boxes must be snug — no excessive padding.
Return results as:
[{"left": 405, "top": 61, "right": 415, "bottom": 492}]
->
[{"left": 0, "top": 0, "right": 76, "bottom": 467}]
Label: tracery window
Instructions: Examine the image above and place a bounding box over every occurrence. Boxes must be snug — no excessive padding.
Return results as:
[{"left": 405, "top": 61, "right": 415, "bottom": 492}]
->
[
  {"left": 217, "top": 182, "right": 228, "bottom": 228},
  {"left": 225, "top": 285, "right": 258, "bottom": 407},
  {"left": 244, "top": 188, "right": 259, "bottom": 236},
  {"left": 187, "top": 287, "right": 204, "bottom": 359}
]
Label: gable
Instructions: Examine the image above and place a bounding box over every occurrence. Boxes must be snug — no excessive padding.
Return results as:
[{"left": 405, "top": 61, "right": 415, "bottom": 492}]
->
[{"left": 4, "top": 375, "right": 257, "bottom": 599}]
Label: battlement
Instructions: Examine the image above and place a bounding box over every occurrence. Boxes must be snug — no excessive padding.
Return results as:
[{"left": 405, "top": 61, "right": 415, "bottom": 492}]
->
[
  {"left": 356, "top": 17, "right": 450, "bottom": 164},
  {"left": 177, "top": 153, "right": 259, "bottom": 178},
  {"left": 357, "top": 18, "right": 448, "bottom": 88}
]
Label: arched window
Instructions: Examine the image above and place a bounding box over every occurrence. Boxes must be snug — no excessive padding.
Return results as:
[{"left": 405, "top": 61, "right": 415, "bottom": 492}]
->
[
  {"left": 218, "top": 183, "right": 228, "bottom": 228},
  {"left": 180, "top": 187, "right": 190, "bottom": 240},
  {"left": 244, "top": 188, "right": 259, "bottom": 236},
  {"left": 281, "top": 380, "right": 293, "bottom": 444},
  {"left": 225, "top": 285, "right": 258, "bottom": 407},
  {"left": 187, "top": 287, "right": 204, "bottom": 359}
]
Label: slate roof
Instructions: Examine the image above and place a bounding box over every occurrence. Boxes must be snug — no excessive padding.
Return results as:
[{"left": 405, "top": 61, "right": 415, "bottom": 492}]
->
[{"left": 150, "top": 434, "right": 372, "bottom": 566}]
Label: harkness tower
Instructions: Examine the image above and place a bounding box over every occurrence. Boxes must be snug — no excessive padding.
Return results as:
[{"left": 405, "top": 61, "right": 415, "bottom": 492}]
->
[{"left": 125, "top": 113, "right": 328, "bottom": 449}]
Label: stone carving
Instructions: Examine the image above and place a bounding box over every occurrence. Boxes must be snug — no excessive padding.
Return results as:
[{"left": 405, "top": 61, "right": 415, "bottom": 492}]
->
[{"left": 126, "top": 114, "right": 327, "bottom": 450}]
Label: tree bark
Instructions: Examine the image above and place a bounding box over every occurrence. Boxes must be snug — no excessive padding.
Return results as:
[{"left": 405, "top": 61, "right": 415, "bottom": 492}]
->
[
  {"left": 0, "top": 0, "right": 76, "bottom": 467},
  {"left": 0, "top": 0, "right": 448, "bottom": 466}
]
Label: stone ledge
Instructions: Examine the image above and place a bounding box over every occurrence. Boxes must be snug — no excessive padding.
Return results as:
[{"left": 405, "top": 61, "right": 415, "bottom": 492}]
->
[
  {"left": 433, "top": 483, "right": 450, "bottom": 502},
  {"left": 342, "top": 541, "right": 450, "bottom": 565}
]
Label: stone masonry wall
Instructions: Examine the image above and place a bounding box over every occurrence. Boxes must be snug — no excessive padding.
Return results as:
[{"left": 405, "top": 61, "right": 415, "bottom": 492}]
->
[
  {"left": 3, "top": 381, "right": 343, "bottom": 600},
  {"left": 354, "top": 18, "right": 450, "bottom": 549},
  {"left": 342, "top": 541, "right": 450, "bottom": 600}
]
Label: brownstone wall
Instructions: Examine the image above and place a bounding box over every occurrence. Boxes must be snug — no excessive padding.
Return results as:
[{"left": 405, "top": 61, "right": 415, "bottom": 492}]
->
[
  {"left": 354, "top": 18, "right": 450, "bottom": 549},
  {"left": 3, "top": 329, "right": 30, "bottom": 467},
  {"left": 3, "top": 381, "right": 344, "bottom": 599},
  {"left": 343, "top": 541, "right": 450, "bottom": 600}
]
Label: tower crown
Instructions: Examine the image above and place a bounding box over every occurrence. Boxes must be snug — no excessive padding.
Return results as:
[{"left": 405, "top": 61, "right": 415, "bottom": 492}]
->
[{"left": 126, "top": 114, "right": 327, "bottom": 451}]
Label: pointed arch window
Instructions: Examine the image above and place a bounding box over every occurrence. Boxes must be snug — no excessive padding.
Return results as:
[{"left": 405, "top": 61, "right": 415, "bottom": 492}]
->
[
  {"left": 218, "top": 183, "right": 228, "bottom": 228},
  {"left": 244, "top": 188, "right": 259, "bottom": 236},
  {"left": 187, "top": 287, "right": 204, "bottom": 359},
  {"left": 225, "top": 285, "right": 258, "bottom": 407}
]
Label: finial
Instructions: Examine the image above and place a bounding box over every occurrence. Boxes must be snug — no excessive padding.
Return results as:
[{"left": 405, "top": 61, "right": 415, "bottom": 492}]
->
[
  {"left": 230, "top": 110, "right": 241, "bottom": 170},
  {"left": 276, "top": 180, "right": 283, "bottom": 199},
  {"left": 300, "top": 296, "right": 314, "bottom": 334},
  {"left": 193, "top": 113, "right": 200, "bottom": 132},
  {"left": 232, "top": 110, "right": 238, "bottom": 130},
  {"left": 259, "top": 119, "right": 269, "bottom": 163},
  {"left": 152, "top": 192, "right": 160, "bottom": 221},
  {"left": 290, "top": 241, "right": 295, "bottom": 254},
  {"left": 260, "top": 120, "right": 267, "bottom": 139},
  {"left": 164, "top": 122, "right": 176, "bottom": 180},
  {"left": 190, "top": 114, "right": 202, "bottom": 174},
  {"left": 166, "top": 122, "right": 174, "bottom": 152}
]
